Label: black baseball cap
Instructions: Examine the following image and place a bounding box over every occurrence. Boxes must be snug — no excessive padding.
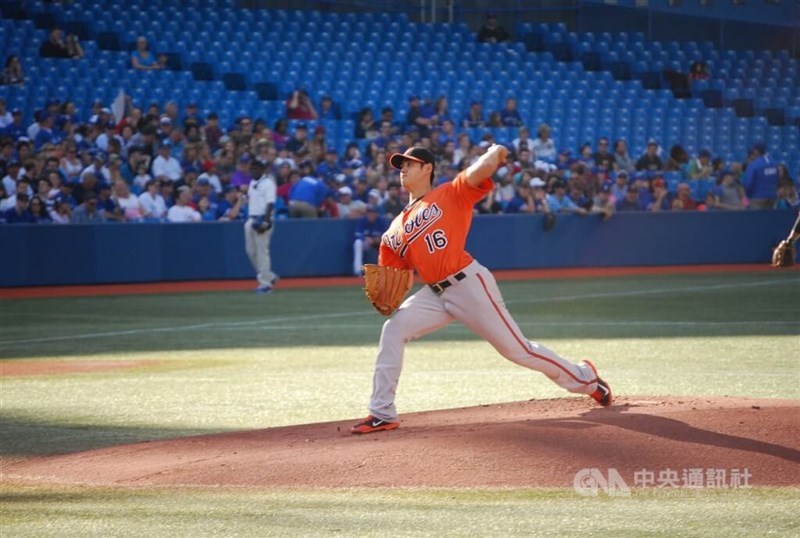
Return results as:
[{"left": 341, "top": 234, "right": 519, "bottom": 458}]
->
[{"left": 389, "top": 147, "right": 436, "bottom": 170}]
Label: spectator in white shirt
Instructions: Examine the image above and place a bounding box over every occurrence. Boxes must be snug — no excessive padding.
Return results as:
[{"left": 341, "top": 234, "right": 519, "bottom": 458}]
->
[
  {"left": 138, "top": 178, "right": 167, "bottom": 221},
  {"left": 152, "top": 143, "right": 182, "bottom": 183},
  {"left": 197, "top": 162, "right": 223, "bottom": 195},
  {"left": 80, "top": 153, "right": 111, "bottom": 184},
  {"left": 95, "top": 121, "right": 122, "bottom": 152},
  {"left": 167, "top": 185, "right": 201, "bottom": 222},
  {"left": 112, "top": 180, "right": 143, "bottom": 221}
]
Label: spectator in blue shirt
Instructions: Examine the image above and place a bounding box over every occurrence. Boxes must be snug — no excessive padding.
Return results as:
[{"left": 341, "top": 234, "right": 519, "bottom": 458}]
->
[
  {"left": 548, "top": 181, "right": 588, "bottom": 214},
  {"left": 3, "top": 193, "right": 33, "bottom": 223},
  {"left": 288, "top": 173, "right": 326, "bottom": 218},
  {"left": 4, "top": 108, "right": 26, "bottom": 141},
  {"left": 131, "top": 36, "right": 162, "bottom": 71},
  {"left": 615, "top": 185, "right": 641, "bottom": 212},
  {"left": 462, "top": 101, "right": 485, "bottom": 129},
  {"left": 33, "top": 114, "right": 56, "bottom": 150},
  {"left": 216, "top": 186, "right": 246, "bottom": 221},
  {"left": 316, "top": 149, "right": 342, "bottom": 182},
  {"left": 742, "top": 142, "right": 779, "bottom": 210},
  {"left": 318, "top": 95, "right": 341, "bottom": 120},
  {"left": 499, "top": 98, "right": 523, "bottom": 127}
]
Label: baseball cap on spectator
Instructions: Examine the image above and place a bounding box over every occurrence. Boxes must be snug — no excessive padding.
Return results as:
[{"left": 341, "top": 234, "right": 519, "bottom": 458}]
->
[
  {"left": 647, "top": 138, "right": 658, "bottom": 147},
  {"left": 101, "top": 107, "right": 111, "bottom": 114},
  {"left": 160, "top": 116, "right": 172, "bottom": 125},
  {"left": 554, "top": 180, "right": 567, "bottom": 190},
  {"left": 177, "top": 185, "right": 191, "bottom": 194},
  {"left": 699, "top": 149, "right": 711, "bottom": 158},
  {"left": 559, "top": 148, "right": 571, "bottom": 156},
  {"left": 197, "top": 177, "right": 210, "bottom": 186},
  {"left": 223, "top": 185, "right": 237, "bottom": 194},
  {"left": 653, "top": 178, "right": 666, "bottom": 189},
  {"left": 389, "top": 147, "right": 436, "bottom": 170},
  {"left": 296, "top": 122, "right": 308, "bottom": 130},
  {"left": 239, "top": 154, "right": 251, "bottom": 164},
  {"left": 105, "top": 120, "right": 116, "bottom": 129},
  {"left": 478, "top": 140, "right": 491, "bottom": 149},
  {"left": 11, "top": 108, "right": 22, "bottom": 115},
  {"left": 314, "top": 125, "right": 325, "bottom": 134},
  {"left": 751, "top": 141, "right": 767, "bottom": 154},
  {"left": 408, "top": 95, "right": 420, "bottom": 102},
  {"left": 338, "top": 186, "right": 352, "bottom": 197},
  {"left": 187, "top": 102, "right": 198, "bottom": 109},
  {"left": 530, "top": 177, "right": 546, "bottom": 188},
  {"left": 367, "top": 188, "right": 381, "bottom": 199},
  {"left": 600, "top": 182, "right": 611, "bottom": 193},
  {"left": 207, "top": 112, "right": 218, "bottom": 120},
  {"left": 617, "top": 170, "right": 629, "bottom": 178},
  {"left": 366, "top": 204, "right": 379, "bottom": 212}
]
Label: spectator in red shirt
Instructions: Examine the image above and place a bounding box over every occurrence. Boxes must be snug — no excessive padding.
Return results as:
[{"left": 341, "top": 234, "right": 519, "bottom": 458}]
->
[{"left": 286, "top": 89, "right": 318, "bottom": 120}]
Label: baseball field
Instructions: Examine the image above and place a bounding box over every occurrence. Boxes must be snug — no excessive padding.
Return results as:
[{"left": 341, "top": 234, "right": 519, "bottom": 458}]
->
[{"left": 1, "top": 267, "right": 799, "bottom": 537}]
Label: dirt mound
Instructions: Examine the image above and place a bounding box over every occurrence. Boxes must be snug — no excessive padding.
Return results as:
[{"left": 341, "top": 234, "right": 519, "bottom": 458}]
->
[{"left": 5, "top": 397, "right": 799, "bottom": 488}]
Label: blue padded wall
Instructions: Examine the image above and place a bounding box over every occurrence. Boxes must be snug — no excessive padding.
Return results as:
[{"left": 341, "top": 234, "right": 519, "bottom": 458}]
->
[{"left": 0, "top": 211, "right": 796, "bottom": 287}]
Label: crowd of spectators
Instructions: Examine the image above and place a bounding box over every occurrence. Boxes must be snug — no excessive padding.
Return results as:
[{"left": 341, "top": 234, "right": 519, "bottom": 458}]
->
[{"left": 0, "top": 88, "right": 797, "bottom": 226}]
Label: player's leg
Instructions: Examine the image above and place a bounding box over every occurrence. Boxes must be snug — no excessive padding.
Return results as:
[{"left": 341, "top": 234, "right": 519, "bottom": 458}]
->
[
  {"left": 243, "top": 221, "right": 257, "bottom": 270},
  {"left": 368, "top": 287, "right": 455, "bottom": 422},
  {"left": 353, "top": 239, "right": 364, "bottom": 276},
  {"left": 446, "top": 263, "right": 598, "bottom": 395},
  {"left": 255, "top": 229, "right": 274, "bottom": 287}
]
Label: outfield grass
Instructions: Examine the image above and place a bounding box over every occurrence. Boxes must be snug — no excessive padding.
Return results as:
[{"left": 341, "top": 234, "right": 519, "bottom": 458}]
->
[
  {"left": 1, "top": 485, "right": 798, "bottom": 537},
  {"left": 1, "top": 271, "right": 798, "bottom": 536}
]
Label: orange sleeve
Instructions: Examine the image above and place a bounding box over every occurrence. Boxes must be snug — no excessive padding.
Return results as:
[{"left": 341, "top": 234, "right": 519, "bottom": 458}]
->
[
  {"left": 378, "top": 241, "right": 412, "bottom": 270},
  {"left": 450, "top": 171, "right": 493, "bottom": 207}
]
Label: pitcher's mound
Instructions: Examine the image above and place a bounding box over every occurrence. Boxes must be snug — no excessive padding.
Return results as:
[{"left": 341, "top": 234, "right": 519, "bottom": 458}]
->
[{"left": 6, "top": 397, "right": 800, "bottom": 488}]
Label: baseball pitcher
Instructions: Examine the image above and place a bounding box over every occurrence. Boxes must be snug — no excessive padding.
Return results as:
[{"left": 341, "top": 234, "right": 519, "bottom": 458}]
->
[{"left": 353, "top": 145, "right": 612, "bottom": 434}]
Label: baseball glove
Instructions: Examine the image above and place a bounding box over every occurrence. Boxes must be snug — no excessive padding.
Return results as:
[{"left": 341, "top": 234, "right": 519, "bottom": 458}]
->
[
  {"left": 251, "top": 216, "right": 272, "bottom": 234},
  {"left": 771, "top": 239, "right": 796, "bottom": 268},
  {"left": 362, "top": 264, "right": 414, "bottom": 316}
]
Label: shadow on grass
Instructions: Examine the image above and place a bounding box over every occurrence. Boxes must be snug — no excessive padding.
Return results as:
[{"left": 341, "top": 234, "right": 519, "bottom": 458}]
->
[{"left": 0, "top": 414, "right": 229, "bottom": 458}]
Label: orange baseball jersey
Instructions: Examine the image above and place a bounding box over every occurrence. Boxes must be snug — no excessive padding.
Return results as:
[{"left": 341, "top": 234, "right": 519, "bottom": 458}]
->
[{"left": 378, "top": 171, "right": 493, "bottom": 283}]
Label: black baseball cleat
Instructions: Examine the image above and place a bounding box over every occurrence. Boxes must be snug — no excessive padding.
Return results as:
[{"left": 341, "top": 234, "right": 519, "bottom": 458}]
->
[
  {"left": 585, "top": 359, "right": 613, "bottom": 407},
  {"left": 351, "top": 415, "right": 400, "bottom": 434}
]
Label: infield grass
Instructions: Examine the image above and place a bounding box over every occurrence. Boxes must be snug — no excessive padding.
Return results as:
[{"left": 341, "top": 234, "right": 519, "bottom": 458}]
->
[{"left": 1, "top": 271, "right": 799, "bottom": 536}]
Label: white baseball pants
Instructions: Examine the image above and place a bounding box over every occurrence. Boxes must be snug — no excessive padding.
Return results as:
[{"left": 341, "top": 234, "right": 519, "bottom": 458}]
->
[{"left": 368, "top": 260, "right": 600, "bottom": 422}]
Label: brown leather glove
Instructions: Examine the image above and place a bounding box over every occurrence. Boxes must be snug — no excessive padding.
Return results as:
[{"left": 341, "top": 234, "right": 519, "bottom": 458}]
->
[
  {"left": 362, "top": 264, "right": 414, "bottom": 316},
  {"left": 772, "top": 239, "right": 796, "bottom": 268}
]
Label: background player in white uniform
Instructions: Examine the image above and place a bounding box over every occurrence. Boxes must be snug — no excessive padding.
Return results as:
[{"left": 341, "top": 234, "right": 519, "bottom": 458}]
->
[{"left": 245, "top": 160, "right": 278, "bottom": 293}]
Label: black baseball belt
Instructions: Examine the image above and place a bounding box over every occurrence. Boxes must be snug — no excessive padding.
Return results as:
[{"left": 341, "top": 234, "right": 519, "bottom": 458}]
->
[{"left": 429, "top": 271, "right": 467, "bottom": 295}]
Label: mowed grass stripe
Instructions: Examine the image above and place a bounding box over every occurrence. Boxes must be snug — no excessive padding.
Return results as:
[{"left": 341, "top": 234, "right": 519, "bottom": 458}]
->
[{"left": 2, "top": 274, "right": 797, "bottom": 349}]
